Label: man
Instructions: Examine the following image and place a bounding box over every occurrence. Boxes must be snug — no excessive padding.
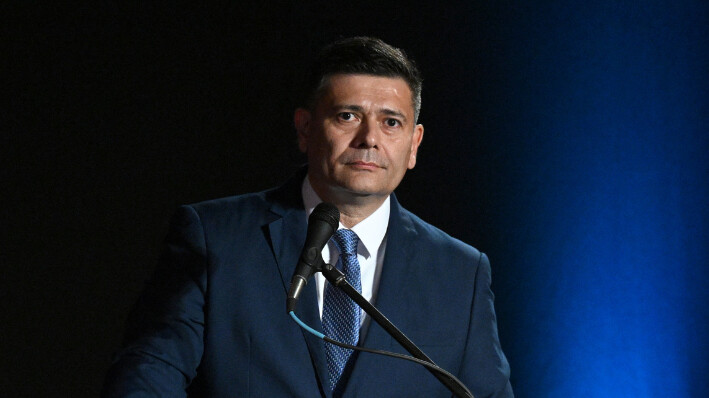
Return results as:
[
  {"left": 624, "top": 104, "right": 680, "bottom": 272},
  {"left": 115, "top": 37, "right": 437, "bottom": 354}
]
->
[{"left": 103, "top": 37, "right": 513, "bottom": 397}]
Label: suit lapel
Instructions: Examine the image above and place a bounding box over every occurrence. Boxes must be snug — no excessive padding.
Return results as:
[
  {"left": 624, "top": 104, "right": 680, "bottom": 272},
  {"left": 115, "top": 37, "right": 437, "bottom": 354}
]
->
[
  {"left": 265, "top": 181, "right": 422, "bottom": 397},
  {"left": 266, "top": 172, "right": 332, "bottom": 398},
  {"left": 363, "top": 194, "right": 418, "bottom": 346},
  {"left": 343, "top": 195, "right": 420, "bottom": 395}
]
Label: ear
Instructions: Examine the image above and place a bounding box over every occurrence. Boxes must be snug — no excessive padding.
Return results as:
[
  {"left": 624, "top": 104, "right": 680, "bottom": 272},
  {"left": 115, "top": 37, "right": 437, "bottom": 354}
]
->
[
  {"left": 407, "top": 124, "right": 424, "bottom": 169},
  {"left": 294, "top": 108, "right": 311, "bottom": 153}
]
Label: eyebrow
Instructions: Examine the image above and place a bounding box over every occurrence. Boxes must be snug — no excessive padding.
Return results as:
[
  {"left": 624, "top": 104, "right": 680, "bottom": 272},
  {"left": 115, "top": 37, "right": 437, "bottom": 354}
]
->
[
  {"left": 333, "top": 104, "right": 408, "bottom": 123},
  {"left": 380, "top": 108, "right": 407, "bottom": 122}
]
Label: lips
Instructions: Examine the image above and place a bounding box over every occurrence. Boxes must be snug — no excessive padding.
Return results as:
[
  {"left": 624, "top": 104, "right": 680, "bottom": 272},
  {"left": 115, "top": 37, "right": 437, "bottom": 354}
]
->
[{"left": 347, "top": 161, "right": 381, "bottom": 170}]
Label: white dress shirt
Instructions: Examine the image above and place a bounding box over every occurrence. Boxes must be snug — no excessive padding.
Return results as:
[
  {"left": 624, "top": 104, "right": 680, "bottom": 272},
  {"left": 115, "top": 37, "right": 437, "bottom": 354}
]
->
[{"left": 301, "top": 176, "right": 389, "bottom": 326}]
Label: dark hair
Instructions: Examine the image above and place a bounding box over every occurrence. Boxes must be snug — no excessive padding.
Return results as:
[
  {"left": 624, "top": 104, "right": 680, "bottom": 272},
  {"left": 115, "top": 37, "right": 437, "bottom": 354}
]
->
[{"left": 304, "top": 37, "right": 423, "bottom": 122}]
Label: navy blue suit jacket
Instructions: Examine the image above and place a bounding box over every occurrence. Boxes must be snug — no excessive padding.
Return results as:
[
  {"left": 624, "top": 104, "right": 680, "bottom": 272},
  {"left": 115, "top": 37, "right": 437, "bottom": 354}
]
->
[{"left": 103, "top": 172, "right": 513, "bottom": 397}]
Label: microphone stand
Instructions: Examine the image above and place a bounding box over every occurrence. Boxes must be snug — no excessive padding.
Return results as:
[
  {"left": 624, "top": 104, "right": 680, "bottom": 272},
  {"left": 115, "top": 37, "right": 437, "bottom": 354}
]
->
[{"left": 320, "top": 262, "right": 474, "bottom": 398}]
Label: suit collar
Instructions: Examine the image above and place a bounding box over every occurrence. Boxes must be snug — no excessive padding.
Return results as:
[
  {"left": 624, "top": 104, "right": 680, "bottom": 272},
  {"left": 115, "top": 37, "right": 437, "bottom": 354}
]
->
[
  {"left": 302, "top": 175, "right": 391, "bottom": 261},
  {"left": 340, "top": 194, "right": 422, "bottom": 395},
  {"left": 265, "top": 167, "right": 332, "bottom": 397},
  {"left": 359, "top": 193, "right": 418, "bottom": 346},
  {"left": 266, "top": 170, "right": 420, "bottom": 397}
]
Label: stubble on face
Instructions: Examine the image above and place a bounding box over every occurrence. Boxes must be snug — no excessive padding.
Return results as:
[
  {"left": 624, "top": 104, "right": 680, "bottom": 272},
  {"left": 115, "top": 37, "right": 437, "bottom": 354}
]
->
[{"left": 296, "top": 74, "right": 423, "bottom": 217}]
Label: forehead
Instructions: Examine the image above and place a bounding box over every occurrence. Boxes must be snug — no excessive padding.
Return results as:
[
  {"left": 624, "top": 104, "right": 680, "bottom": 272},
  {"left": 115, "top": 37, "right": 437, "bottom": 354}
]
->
[{"left": 317, "top": 74, "right": 414, "bottom": 115}]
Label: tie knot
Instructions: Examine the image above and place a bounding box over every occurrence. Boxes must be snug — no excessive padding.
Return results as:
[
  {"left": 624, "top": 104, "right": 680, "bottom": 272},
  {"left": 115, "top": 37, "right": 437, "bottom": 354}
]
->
[{"left": 332, "top": 229, "right": 359, "bottom": 256}]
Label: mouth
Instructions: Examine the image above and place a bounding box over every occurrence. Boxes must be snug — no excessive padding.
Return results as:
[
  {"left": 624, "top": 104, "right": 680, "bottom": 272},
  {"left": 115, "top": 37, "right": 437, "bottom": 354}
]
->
[{"left": 347, "top": 161, "right": 381, "bottom": 170}]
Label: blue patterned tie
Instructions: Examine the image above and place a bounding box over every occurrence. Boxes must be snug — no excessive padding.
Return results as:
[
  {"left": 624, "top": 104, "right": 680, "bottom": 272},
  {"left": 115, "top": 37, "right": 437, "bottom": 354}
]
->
[{"left": 322, "top": 229, "right": 362, "bottom": 391}]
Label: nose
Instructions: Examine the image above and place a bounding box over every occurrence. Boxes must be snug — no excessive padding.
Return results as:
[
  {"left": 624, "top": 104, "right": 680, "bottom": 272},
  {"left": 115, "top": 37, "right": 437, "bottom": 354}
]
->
[{"left": 353, "top": 118, "right": 378, "bottom": 149}]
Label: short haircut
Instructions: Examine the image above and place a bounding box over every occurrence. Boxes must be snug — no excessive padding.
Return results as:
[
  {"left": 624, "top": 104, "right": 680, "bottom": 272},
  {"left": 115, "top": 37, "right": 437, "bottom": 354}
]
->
[{"left": 303, "top": 37, "right": 423, "bottom": 122}]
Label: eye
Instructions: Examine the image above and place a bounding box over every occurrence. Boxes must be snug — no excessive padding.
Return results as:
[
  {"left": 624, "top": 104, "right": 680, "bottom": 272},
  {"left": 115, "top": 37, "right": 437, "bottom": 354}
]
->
[
  {"left": 338, "top": 112, "right": 355, "bottom": 121},
  {"left": 384, "top": 118, "right": 401, "bottom": 128}
]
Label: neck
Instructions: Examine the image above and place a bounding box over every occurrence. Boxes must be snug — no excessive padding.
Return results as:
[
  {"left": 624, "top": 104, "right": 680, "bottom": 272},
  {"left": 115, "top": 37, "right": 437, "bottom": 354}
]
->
[
  {"left": 335, "top": 200, "right": 386, "bottom": 228},
  {"left": 308, "top": 178, "right": 388, "bottom": 228}
]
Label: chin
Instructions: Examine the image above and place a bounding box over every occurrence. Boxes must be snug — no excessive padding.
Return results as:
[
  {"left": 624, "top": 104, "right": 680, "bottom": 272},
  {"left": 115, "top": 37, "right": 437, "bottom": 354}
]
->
[{"left": 338, "top": 182, "right": 391, "bottom": 198}]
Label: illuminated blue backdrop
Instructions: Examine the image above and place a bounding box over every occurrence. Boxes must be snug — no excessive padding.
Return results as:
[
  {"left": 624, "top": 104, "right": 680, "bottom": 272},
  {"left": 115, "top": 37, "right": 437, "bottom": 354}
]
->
[
  {"left": 458, "top": 2, "right": 709, "bottom": 397},
  {"left": 4, "top": 2, "right": 706, "bottom": 396}
]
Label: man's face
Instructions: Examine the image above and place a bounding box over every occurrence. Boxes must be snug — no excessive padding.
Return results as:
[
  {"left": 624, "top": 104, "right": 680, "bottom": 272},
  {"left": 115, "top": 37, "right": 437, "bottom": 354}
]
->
[{"left": 295, "top": 74, "right": 424, "bottom": 203}]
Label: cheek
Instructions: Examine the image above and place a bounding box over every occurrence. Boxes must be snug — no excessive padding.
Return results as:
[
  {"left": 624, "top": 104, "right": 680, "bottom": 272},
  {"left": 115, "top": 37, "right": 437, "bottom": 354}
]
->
[
  {"left": 307, "top": 136, "right": 341, "bottom": 165},
  {"left": 324, "top": 137, "right": 350, "bottom": 158},
  {"left": 394, "top": 141, "right": 413, "bottom": 165}
]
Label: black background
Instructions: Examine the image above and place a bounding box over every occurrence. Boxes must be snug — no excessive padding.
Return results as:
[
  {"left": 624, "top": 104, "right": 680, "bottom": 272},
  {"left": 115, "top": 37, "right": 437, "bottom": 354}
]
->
[
  {"left": 4, "top": 2, "right": 708, "bottom": 397},
  {"left": 4, "top": 3, "right": 503, "bottom": 395}
]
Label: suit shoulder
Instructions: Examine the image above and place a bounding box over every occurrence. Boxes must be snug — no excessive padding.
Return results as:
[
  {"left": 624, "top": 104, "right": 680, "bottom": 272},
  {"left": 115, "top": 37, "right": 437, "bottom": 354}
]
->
[
  {"left": 172, "top": 189, "right": 278, "bottom": 235},
  {"left": 402, "top": 207, "right": 484, "bottom": 261},
  {"left": 188, "top": 190, "right": 270, "bottom": 216}
]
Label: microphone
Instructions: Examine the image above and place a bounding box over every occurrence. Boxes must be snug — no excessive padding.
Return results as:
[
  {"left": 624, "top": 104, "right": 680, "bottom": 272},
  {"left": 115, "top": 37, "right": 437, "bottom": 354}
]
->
[{"left": 286, "top": 202, "right": 340, "bottom": 312}]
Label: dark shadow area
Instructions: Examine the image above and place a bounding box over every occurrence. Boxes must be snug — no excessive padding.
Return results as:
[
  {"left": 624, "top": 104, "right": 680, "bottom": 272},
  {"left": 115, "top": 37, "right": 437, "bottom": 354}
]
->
[{"left": 4, "top": 2, "right": 707, "bottom": 396}]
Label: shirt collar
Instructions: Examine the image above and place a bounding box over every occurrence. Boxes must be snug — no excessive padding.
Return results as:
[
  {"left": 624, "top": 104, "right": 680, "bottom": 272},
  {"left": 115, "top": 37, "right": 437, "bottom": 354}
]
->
[{"left": 302, "top": 175, "right": 390, "bottom": 259}]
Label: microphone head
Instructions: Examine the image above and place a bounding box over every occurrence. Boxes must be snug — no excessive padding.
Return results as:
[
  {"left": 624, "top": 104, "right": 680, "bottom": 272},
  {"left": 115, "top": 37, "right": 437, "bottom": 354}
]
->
[
  {"left": 287, "top": 202, "right": 340, "bottom": 312},
  {"left": 310, "top": 202, "right": 340, "bottom": 231}
]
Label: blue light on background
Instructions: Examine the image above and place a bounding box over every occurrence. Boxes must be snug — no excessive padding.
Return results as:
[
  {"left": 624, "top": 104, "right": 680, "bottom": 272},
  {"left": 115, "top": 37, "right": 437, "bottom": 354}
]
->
[
  {"left": 465, "top": 2, "right": 708, "bottom": 396},
  {"left": 5, "top": 1, "right": 706, "bottom": 396}
]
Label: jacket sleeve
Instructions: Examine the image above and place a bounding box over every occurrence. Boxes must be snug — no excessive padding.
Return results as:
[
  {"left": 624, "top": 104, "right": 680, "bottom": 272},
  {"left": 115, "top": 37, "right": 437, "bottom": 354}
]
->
[
  {"left": 459, "top": 252, "right": 514, "bottom": 398},
  {"left": 102, "top": 205, "right": 208, "bottom": 397}
]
